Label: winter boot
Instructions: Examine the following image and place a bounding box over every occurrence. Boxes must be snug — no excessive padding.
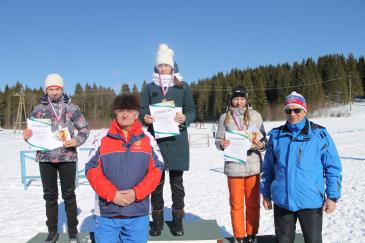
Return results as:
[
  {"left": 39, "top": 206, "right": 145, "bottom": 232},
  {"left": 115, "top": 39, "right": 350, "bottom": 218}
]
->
[
  {"left": 45, "top": 232, "right": 59, "bottom": 243},
  {"left": 235, "top": 237, "right": 245, "bottom": 243},
  {"left": 69, "top": 232, "right": 80, "bottom": 243},
  {"left": 171, "top": 209, "right": 184, "bottom": 236},
  {"left": 150, "top": 210, "right": 164, "bottom": 236},
  {"left": 246, "top": 235, "right": 257, "bottom": 243}
]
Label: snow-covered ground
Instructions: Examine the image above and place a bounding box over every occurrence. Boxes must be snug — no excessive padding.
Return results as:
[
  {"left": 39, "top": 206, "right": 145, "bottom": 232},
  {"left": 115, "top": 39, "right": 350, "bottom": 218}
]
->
[{"left": 0, "top": 102, "right": 364, "bottom": 243}]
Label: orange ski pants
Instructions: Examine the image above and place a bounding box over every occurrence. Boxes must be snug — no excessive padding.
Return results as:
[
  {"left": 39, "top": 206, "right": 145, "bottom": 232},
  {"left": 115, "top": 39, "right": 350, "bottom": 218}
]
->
[{"left": 227, "top": 174, "right": 260, "bottom": 238}]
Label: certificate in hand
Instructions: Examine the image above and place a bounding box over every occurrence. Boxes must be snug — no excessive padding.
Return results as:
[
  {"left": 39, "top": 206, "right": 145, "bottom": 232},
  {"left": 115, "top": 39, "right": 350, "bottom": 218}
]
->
[
  {"left": 149, "top": 101, "right": 180, "bottom": 139},
  {"left": 26, "top": 118, "right": 64, "bottom": 151},
  {"left": 224, "top": 129, "right": 252, "bottom": 163}
]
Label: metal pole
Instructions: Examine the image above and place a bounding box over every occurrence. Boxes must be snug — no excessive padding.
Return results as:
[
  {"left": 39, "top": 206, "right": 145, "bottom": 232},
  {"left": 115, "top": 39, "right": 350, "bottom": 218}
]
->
[{"left": 20, "top": 151, "right": 27, "bottom": 189}]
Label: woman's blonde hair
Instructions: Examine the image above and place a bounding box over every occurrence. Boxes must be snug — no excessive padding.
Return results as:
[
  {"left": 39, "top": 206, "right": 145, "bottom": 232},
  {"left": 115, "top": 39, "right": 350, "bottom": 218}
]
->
[{"left": 224, "top": 103, "right": 251, "bottom": 128}]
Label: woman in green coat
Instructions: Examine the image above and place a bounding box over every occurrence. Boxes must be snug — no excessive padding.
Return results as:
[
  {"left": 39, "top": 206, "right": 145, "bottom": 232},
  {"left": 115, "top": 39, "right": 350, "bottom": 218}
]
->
[{"left": 140, "top": 43, "right": 196, "bottom": 237}]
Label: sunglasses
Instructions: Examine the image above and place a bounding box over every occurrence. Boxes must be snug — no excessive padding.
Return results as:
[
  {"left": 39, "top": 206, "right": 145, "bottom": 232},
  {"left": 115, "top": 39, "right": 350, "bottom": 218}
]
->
[
  {"left": 232, "top": 90, "right": 248, "bottom": 98},
  {"left": 285, "top": 108, "right": 303, "bottom": 114}
]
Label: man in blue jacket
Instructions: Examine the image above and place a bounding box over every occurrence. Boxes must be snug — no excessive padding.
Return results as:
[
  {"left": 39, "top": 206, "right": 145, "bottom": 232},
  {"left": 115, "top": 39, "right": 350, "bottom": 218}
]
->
[{"left": 261, "top": 91, "right": 342, "bottom": 243}]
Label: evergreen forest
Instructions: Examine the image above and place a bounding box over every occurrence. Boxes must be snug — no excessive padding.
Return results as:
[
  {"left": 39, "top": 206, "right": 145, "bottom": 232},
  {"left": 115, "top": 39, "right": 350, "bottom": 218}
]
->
[{"left": 1, "top": 54, "right": 364, "bottom": 128}]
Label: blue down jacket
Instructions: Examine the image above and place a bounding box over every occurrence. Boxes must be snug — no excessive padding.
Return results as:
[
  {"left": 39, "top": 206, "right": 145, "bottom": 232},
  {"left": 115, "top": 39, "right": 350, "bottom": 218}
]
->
[{"left": 260, "top": 119, "right": 342, "bottom": 211}]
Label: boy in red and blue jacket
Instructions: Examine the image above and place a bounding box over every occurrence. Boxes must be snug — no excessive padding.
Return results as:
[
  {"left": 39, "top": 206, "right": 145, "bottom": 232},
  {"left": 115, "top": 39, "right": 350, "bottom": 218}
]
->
[{"left": 86, "top": 94, "right": 163, "bottom": 243}]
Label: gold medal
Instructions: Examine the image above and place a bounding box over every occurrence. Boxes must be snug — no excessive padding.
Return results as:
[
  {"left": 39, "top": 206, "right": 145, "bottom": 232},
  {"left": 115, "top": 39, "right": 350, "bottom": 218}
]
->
[{"left": 162, "top": 98, "right": 167, "bottom": 103}]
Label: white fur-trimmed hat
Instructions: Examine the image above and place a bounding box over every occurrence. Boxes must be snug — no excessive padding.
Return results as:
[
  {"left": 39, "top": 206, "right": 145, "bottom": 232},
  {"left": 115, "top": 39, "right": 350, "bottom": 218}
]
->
[
  {"left": 44, "top": 73, "right": 64, "bottom": 91},
  {"left": 155, "top": 43, "right": 174, "bottom": 69}
]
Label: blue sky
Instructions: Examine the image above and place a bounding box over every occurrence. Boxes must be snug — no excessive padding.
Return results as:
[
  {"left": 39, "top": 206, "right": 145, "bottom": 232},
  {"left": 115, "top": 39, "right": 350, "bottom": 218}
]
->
[{"left": 0, "top": 0, "right": 364, "bottom": 94}]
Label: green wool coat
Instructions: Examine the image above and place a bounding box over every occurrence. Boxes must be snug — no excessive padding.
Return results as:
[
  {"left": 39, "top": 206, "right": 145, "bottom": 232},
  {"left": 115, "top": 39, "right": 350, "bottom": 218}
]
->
[{"left": 140, "top": 82, "right": 196, "bottom": 171}]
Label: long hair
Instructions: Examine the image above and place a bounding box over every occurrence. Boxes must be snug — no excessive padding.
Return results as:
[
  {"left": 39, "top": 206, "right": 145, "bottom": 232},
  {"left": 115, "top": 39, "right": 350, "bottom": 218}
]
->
[
  {"left": 224, "top": 103, "right": 251, "bottom": 128},
  {"left": 174, "top": 76, "right": 183, "bottom": 88}
]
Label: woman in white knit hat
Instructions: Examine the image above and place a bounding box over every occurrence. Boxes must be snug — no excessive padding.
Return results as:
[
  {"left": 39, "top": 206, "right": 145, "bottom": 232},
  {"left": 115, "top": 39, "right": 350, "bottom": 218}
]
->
[
  {"left": 140, "top": 44, "right": 196, "bottom": 237},
  {"left": 23, "top": 73, "right": 89, "bottom": 243}
]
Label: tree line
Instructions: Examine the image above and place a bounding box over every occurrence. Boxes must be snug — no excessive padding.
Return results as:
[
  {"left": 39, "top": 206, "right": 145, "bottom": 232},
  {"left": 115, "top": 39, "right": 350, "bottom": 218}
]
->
[
  {"left": 0, "top": 53, "right": 364, "bottom": 128},
  {"left": 191, "top": 54, "right": 365, "bottom": 121}
]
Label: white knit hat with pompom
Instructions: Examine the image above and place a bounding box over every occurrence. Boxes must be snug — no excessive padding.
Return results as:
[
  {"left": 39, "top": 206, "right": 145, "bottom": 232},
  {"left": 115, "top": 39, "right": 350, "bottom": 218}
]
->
[{"left": 155, "top": 43, "right": 175, "bottom": 69}]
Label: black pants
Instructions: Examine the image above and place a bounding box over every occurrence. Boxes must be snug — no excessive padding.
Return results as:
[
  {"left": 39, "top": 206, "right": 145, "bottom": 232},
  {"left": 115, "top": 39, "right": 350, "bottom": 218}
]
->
[
  {"left": 274, "top": 205, "right": 323, "bottom": 243},
  {"left": 39, "top": 162, "right": 78, "bottom": 235},
  {"left": 151, "top": 170, "right": 185, "bottom": 210}
]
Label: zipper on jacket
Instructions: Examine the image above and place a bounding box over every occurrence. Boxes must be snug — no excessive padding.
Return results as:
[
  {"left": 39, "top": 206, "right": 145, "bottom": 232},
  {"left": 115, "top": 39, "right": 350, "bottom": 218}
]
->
[{"left": 296, "top": 144, "right": 302, "bottom": 166}]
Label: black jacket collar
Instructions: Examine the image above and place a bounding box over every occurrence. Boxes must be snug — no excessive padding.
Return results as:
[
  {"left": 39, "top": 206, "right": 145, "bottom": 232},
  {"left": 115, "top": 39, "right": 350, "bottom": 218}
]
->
[{"left": 40, "top": 94, "right": 70, "bottom": 105}]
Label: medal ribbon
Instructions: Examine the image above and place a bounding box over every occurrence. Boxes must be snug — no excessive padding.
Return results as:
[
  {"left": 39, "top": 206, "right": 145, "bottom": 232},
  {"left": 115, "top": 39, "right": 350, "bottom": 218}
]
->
[
  {"left": 48, "top": 96, "right": 64, "bottom": 124},
  {"left": 231, "top": 111, "right": 244, "bottom": 131},
  {"left": 158, "top": 74, "right": 174, "bottom": 100}
]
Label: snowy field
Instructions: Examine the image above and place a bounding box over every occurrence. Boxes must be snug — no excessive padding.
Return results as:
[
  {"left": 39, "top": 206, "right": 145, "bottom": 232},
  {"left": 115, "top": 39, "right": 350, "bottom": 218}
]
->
[{"left": 0, "top": 102, "right": 364, "bottom": 243}]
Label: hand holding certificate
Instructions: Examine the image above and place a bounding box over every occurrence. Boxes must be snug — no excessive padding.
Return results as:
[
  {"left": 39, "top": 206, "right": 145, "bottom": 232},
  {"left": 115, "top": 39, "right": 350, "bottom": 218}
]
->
[
  {"left": 248, "top": 125, "right": 264, "bottom": 149},
  {"left": 149, "top": 101, "right": 180, "bottom": 139},
  {"left": 26, "top": 118, "right": 71, "bottom": 150},
  {"left": 224, "top": 129, "right": 252, "bottom": 163}
]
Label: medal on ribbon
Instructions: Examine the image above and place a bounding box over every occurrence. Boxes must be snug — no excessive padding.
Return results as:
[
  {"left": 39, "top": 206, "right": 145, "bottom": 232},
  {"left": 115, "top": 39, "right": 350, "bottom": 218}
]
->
[
  {"left": 48, "top": 96, "right": 64, "bottom": 130},
  {"left": 231, "top": 111, "right": 244, "bottom": 131},
  {"left": 159, "top": 74, "right": 173, "bottom": 103}
]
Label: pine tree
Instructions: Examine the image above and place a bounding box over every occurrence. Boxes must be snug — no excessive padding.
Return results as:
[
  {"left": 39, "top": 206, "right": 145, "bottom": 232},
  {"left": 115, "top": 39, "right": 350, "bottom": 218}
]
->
[
  {"left": 4, "top": 85, "right": 12, "bottom": 127},
  {"left": 0, "top": 90, "right": 4, "bottom": 127},
  {"left": 250, "top": 70, "right": 268, "bottom": 118},
  {"left": 192, "top": 79, "right": 210, "bottom": 121},
  {"left": 358, "top": 56, "right": 365, "bottom": 96},
  {"left": 291, "top": 58, "right": 325, "bottom": 107},
  {"left": 132, "top": 84, "right": 140, "bottom": 98},
  {"left": 141, "top": 80, "right": 147, "bottom": 95},
  {"left": 84, "top": 83, "right": 93, "bottom": 119},
  {"left": 303, "top": 58, "right": 325, "bottom": 107},
  {"left": 346, "top": 54, "right": 363, "bottom": 98},
  {"left": 92, "top": 83, "right": 98, "bottom": 120},
  {"left": 72, "top": 83, "right": 84, "bottom": 112},
  {"left": 212, "top": 72, "right": 225, "bottom": 120},
  {"left": 120, "top": 84, "right": 131, "bottom": 94},
  {"left": 318, "top": 55, "right": 348, "bottom": 103}
]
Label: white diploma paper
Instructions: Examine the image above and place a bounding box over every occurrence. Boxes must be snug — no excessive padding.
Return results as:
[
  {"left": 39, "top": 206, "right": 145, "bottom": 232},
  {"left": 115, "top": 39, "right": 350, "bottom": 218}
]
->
[
  {"left": 26, "top": 118, "right": 64, "bottom": 150},
  {"left": 149, "top": 102, "right": 180, "bottom": 139},
  {"left": 224, "top": 129, "right": 252, "bottom": 163}
]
